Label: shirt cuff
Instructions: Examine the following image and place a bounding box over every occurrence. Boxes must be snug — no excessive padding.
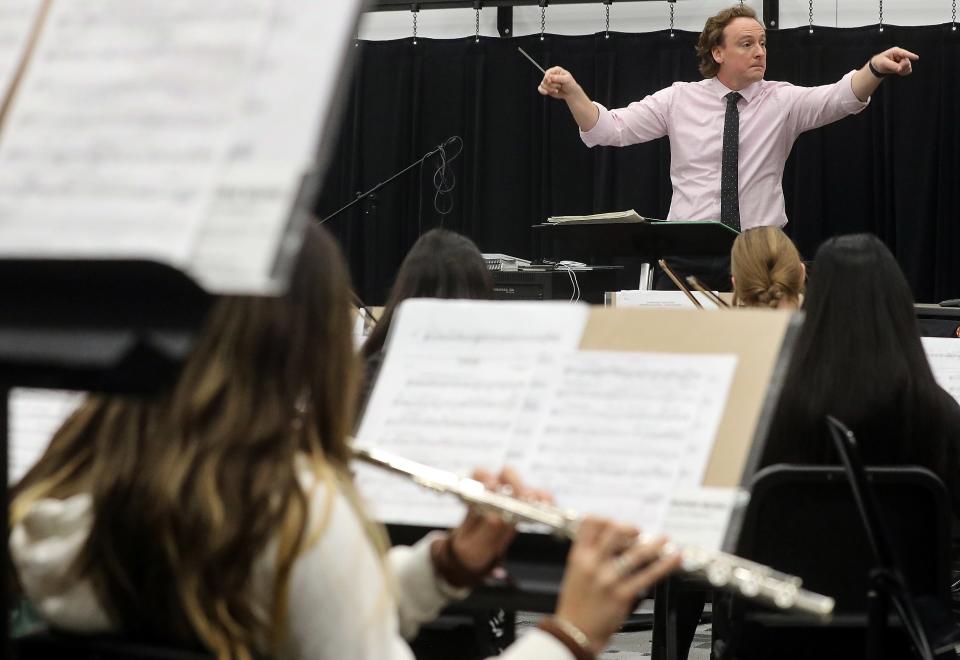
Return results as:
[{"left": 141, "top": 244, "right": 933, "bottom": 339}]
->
[
  {"left": 387, "top": 532, "right": 469, "bottom": 616},
  {"left": 841, "top": 69, "right": 871, "bottom": 112},
  {"left": 579, "top": 101, "right": 614, "bottom": 147}
]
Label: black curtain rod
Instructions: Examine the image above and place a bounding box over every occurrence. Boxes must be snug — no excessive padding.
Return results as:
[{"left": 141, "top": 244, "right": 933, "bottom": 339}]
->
[
  {"left": 370, "top": 0, "right": 666, "bottom": 11},
  {"left": 366, "top": 1, "right": 781, "bottom": 34}
]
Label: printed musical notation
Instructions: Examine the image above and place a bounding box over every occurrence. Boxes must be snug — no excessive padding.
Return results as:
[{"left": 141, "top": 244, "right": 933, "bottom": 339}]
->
[
  {"left": 355, "top": 300, "right": 741, "bottom": 544},
  {"left": 354, "top": 300, "right": 590, "bottom": 527},
  {"left": 923, "top": 337, "right": 960, "bottom": 405},
  {"left": 0, "top": 0, "right": 362, "bottom": 295},
  {"left": 0, "top": 0, "right": 42, "bottom": 107},
  {"left": 614, "top": 289, "right": 722, "bottom": 310},
  {"left": 521, "top": 351, "right": 737, "bottom": 537}
]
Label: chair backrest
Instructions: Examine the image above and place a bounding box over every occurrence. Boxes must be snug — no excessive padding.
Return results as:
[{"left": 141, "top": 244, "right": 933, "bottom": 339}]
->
[{"left": 736, "top": 464, "right": 951, "bottom": 614}]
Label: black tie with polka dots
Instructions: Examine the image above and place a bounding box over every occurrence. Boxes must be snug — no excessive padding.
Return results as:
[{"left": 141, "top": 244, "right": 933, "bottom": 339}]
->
[{"left": 720, "top": 91, "right": 742, "bottom": 232}]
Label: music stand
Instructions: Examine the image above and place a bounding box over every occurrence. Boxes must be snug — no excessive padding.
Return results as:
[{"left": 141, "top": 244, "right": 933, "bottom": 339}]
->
[
  {"left": 826, "top": 416, "right": 960, "bottom": 660},
  {"left": 533, "top": 220, "right": 738, "bottom": 291},
  {"left": 533, "top": 220, "right": 738, "bottom": 263},
  {"left": 0, "top": 259, "right": 215, "bottom": 658}
]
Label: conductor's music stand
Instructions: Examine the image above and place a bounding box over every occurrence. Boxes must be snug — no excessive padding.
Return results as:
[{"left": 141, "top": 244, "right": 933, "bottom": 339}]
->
[{"left": 533, "top": 219, "right": 738, "bottom": 291}]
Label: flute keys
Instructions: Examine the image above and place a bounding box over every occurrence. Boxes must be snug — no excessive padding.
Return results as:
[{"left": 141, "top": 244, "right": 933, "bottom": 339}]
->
[
  {"left": 706, "top": 560, "right": 733, "bottom": 587},
  {"left": 678, "top": 545, "right": 707, "bottom": 572},
  {"left": 773, "top": 582, "right": 799, "bottom": 609},
  {"left": 735, "top": 568, "right": 762, "bottom": 598}
]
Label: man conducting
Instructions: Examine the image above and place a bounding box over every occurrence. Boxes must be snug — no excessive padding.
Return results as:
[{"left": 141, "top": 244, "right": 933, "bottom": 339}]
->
[{"left": 538, "top": 4, "right": 917, "bottom": 290}]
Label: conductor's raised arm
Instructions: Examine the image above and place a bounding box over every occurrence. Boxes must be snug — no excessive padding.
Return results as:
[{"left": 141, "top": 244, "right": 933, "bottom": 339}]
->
[
  {"left": 538, "top": 66, "right": 600, "bottom": 132},
  {"left": 851, "top": 46, "right": 919, "bottom": 102}
]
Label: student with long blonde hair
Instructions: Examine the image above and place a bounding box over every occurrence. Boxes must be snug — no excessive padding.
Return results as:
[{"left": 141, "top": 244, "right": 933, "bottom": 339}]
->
[
  {"left": 730, "top": 226, "right": 805, "bottom": 309},
  {"left": 10, "top": 224, "right": 678, "bottom": 660}
]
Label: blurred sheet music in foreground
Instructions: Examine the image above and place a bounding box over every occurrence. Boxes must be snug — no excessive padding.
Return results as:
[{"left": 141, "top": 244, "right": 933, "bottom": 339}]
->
[
  {"left": 0, "top": 0, "right": 363, "bottom": 295},
  {"left": 0, "top": 0, "right": 43, "bottom": 103}
]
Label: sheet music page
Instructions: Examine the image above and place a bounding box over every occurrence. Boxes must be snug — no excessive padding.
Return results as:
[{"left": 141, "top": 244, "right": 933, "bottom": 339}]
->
[
  {"left": 0, "top": 0, "right": 42, "bottom": 105},
  {"left": 663, "top": 487, "right": 742, "bottom": 551},
  {"left": 8, "top": 388, "right": 84, "bottom": 484},
  {"left": 354, "top": 300, "right": 590, "bottom": 527},
  {"left": 615, "top": 290, "right": 721, "bottom": 310},
  {"left": 923, "top": 337, "right": 960, "bottom": 405},
  {"left": 520, "top": 351, "right": 737, "bottom": 539},
  {"left": 0, "top": 0, "right": 362, "bottom": 295},
  {"left": 189, "top": 0, "right": 361, "bottom": 293}
]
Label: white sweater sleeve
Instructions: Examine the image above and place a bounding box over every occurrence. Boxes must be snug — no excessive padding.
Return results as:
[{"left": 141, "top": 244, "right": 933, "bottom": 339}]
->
[
  {"left": 280, "top": 490, "right": 416, "bottom": 660},
  {"left": 387, "top": 533, "right": 467, "bottom": 639},
  {"left": 279, "top": 487, "right": 574, "bottom": 660}
]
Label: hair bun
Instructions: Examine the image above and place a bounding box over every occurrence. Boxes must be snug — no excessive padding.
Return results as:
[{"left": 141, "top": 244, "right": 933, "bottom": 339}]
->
[{"left": 761, "top": 284, "right": 785, "bottom": 308}]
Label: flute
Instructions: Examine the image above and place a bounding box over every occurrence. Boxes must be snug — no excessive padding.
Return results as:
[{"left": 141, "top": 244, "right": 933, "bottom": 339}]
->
[{"left": 353, "top": 444, "right": 835, "bottom": 618}]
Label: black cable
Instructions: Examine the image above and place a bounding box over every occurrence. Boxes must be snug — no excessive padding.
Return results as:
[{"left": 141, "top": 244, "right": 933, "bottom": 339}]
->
[
  {"left": 432, "top": 136, "right": 463, "bottom": 224},
  {"left": 417, "top": 136, "right": 463, "bottom": 231}
]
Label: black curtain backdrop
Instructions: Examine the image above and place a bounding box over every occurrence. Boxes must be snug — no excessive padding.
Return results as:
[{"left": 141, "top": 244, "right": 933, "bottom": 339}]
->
[{"left": 317, "top": 25, "right": 960, "bottom": 305}]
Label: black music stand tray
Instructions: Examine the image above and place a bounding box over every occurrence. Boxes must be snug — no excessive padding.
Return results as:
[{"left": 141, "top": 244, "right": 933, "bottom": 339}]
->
[
  {"left": 533, "top": 220, "right": 739, "bottom": 265},
  {"left": 826, "top": 416, "right": 960, "bottom": 660},
  {"left": 1, "top": 259, "right": 214, "bottom": 658}
]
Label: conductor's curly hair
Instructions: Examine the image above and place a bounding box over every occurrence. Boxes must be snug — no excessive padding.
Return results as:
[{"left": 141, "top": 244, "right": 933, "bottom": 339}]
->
[{"left": 696, "top": 5, "right": 761, "bottom": 78}]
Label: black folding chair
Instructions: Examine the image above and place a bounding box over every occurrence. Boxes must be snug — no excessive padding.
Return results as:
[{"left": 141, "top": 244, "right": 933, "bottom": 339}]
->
[
  {"left": 716, "top": 454, "right": 954, "bottom": 660},
  {"left": 824, "top": 416, "right": 960, "bottom": 660}
]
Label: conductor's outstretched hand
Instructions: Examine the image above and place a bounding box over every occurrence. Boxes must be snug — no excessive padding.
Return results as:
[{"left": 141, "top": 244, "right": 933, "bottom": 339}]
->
[
  {"left": 538, "top": 66, "right": 584, "bottom": 100},
  {"left": 871, "top": 47, "right": 919, "bottom": 76},
  {"left": 537, "top": 65, "right": 599, "bottom": 131}
]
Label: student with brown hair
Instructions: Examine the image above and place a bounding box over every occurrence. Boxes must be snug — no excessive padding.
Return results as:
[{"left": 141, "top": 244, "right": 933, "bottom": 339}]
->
[
  {"left": 10, "top": 224, "right": 679, "bottom": 660},
  {"left": 730, "top": 226, "right": 805, "bottom": 309}
]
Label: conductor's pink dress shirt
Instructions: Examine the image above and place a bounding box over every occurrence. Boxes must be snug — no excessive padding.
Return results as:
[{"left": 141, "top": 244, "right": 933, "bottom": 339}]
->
[{"left": 579, "top": 71, "right": 869, "bottom": 229}]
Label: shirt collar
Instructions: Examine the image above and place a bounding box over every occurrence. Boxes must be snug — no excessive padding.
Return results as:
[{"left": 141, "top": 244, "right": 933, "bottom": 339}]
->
[{"left": 708, "top": 76, "right": 762, "bottom": 103}]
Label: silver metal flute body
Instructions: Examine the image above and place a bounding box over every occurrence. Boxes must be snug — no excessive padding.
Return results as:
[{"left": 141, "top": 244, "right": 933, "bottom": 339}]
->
[{"left": 353, "top": 445, "right": 835, "bottom": 618}]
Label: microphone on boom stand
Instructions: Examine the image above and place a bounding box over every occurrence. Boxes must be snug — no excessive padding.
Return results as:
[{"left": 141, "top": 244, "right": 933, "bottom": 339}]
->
[{"left": 318, "top": 136, "right": 462, "bottom": 227}]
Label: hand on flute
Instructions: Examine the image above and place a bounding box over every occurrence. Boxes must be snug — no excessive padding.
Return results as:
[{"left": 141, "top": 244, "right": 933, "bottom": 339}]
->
[
  {"left": 555, "top": 518, "right": 682, "bottom": 654},
  {"left": 448, "top": 466, "right": 552, "bottom": 575}
]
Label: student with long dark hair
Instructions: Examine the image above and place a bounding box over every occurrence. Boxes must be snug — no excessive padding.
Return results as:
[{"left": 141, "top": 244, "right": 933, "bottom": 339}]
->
[
  {"left": 670, "top": 233, "right": 960, "bottom": 660},
  {"left": 360, "top": 228, "right": 493, "bottom": 410},
  {"left": 763, "top": 233, "right": 960, "bottom": 505},
  {"left": 10, "top": 224, "right": 679, "bottom": 660},
  {"left": 362, "top": 228, "right": 493, "bottom": 360}
]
